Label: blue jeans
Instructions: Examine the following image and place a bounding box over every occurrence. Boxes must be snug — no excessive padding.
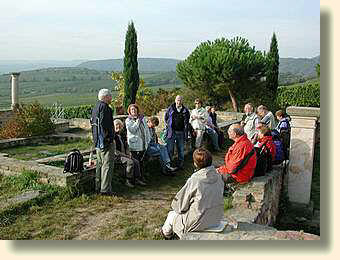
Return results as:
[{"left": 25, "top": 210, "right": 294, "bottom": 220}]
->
[
  {"left": 206, "top": 127, "right": 219, "bottom": 150},
  {"left": 147, "top": 142, "right": 171, "bottom": 166},
  {"left": 166, "top": 130, "right": 185, "bottom": 163}
]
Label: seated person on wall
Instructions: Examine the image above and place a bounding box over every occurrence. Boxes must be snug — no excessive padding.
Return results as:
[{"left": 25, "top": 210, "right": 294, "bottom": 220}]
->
[
  {"left": 254, "top": 126, "right": 276, "bottom": 162},
  {"left": 275, "top": 110, "right": 290, "bottom": 133},
  {"left": 189, "top": 98, "right": 209, "bottom": 149},
  {"left": 146, "top": 116, "right": 178, "bottom": 176},
  {"left": 217, "top": 123, "right": 256, "bottom": 184},
  {"left": 113, "top": 119, "right": 142, "bottom": 188},
  {"left": 205, "top": 106, "right": 222, "bottom": 151},
  {"left": 161, "top": 148, "right": 224, "bottom": 239},
  {"left": 274, "top": 110, "right": 291, "bottom": 160},
  {"left": 125, "top": 104, "right": 149, "bottom": 186},
  {"left": 241, "top": 103, "right": 259, "bottom": 144},
  {"left": 257, "top": 105, "right": 276, "bottom": 130},
  {"left": 209, "top": 105, "right": 225, "bottom": 147},
  {"left": 208, "top": 105, "right": 218, "bottom": 129}
]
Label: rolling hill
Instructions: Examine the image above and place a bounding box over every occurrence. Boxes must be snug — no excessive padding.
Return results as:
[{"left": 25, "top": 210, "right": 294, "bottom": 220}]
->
[
  {"left": 77, "top": 56, "right": 320, "bottom": 79},
  {"left": 77, "top": 58, "right": 181, "bottom": 72},
  {"left": 0, "top": 60, "right": 86, "bottom": 74}
]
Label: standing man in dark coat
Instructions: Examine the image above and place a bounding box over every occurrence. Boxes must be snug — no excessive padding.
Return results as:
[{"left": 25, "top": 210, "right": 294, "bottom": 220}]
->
[
  {"left": 164, "top": 95, "right": 190, "bottom": 169},
  {"left": 91, "top": 89, "right": 115, "bottom": 195}
]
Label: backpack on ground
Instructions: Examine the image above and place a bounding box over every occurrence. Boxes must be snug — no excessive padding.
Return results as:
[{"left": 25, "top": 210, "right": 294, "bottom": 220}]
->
[
  {"left": 253, "top": 141, "right": 272, "bottom": 177},
  {"left": 63, "top": 149, "right": 84, "bottom": 173}
]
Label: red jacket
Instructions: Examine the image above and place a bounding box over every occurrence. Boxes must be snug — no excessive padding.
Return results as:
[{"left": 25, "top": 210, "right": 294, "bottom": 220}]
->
[
  {"left": 218, "top": 134, "right": 256, "bottom": 183},
  {"left": 257, "top": 136, "right": 276, "bottom": 161}
]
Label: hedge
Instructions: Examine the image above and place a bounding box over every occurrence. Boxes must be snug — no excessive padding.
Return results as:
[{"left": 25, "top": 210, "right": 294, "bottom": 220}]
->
[
  {"left": 276, "top": 80, "right": 320, "bottom": 108},
  {"left": 61, "top": 105, "right": 93, "bottom": 119}
]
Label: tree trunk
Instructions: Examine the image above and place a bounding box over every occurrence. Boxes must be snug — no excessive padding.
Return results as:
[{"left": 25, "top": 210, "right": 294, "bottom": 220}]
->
[{"left": 228, "top": 88, "right": 238, "bottom": 112}]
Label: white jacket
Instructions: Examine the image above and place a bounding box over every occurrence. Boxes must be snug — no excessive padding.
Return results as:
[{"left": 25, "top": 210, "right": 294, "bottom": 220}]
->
[
  {"left": 171, "top": 166, "right": 224, "bottom": 238},
  {"left": 190, "top": 107, "right": 208, "bottom": 130},
  {"left": 125, "top": 116, "right": 151, "bottom": 152}
]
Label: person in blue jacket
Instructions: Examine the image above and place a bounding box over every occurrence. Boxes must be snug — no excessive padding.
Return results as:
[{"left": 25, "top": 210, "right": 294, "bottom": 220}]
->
[{"left": 164, "top": 95, "right": 190, "bottom": 169}]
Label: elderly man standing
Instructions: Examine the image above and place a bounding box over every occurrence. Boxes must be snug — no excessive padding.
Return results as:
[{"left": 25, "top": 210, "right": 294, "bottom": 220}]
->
[
  {"left": 241, "top": 103, "right": 259, "bottom": 142},
  {"left": 91, "top": 89, "right": 115, "bottom": 195},
  {"left": 164, "top": 95, "right": 190, "bottom": 169},
  {"left": 217, "top": 123, "right": 256, "bottom": 184}
]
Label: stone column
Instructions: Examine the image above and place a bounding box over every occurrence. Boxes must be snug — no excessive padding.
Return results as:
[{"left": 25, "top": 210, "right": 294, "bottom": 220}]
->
[
  {"left": 286, "top": 106, "right": 320, "bottom": 205},
  {"left": 11, "top": 72, "right": 20, "bottom": 109}
]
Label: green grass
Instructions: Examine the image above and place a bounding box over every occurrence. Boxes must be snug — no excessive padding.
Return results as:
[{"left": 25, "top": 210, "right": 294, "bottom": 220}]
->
[
  {"left": 0, "top": 155, "right": 195, "bottom": 239},
  {"left": 4, "top": 138, "right": 92, "bottom": 161},
  {"left": 0, "top": 143, "right": 233, "bottom": 239}
]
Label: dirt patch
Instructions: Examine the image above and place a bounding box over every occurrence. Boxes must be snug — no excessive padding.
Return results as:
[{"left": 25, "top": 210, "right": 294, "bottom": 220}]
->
[{"left": 72, "top": 190, "right": 172, "bottom": 240}]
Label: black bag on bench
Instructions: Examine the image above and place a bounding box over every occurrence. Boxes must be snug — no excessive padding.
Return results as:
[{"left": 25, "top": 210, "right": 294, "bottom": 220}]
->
[{"left": 64, "top": 149, "right": 84, "bottom": 173}]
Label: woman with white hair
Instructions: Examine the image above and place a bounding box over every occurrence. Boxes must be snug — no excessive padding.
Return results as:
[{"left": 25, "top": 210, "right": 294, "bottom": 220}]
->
[{"left": 113, "top": 119, "right": 142, "bottom": 188}]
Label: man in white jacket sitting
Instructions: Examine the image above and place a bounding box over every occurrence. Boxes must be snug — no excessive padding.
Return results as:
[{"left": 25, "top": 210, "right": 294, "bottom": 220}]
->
[{"left": 190, "top": 98, "right": 209, "bottom": 148}]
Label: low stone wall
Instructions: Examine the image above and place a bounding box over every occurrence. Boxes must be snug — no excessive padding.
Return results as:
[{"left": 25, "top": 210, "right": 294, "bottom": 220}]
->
[
  {"left": 226, "top": 165, "right": 284, "bottom": 225},
  {"left": 69, "top": 115, "right": 129, "bottom": 130},
  {"left": 0, "top": 109, "right": 14, "bottom": 129},
  {"left": 0, "top": 155, "right": 72, "bottom": 187},
  {"left": 216, "top": 111, "right": 244, "bottom": 122},
  {"left": 0, "top": 134, "right": 84, "bottom": 150},
  {"left": 182, "top": 164, "right": 289, "bottom": 240}
]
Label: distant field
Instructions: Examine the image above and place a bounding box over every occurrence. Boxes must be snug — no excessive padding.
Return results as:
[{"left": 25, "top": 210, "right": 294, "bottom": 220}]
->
[{"left": 0, "top": 67, "right": 180, "bottom": 109}]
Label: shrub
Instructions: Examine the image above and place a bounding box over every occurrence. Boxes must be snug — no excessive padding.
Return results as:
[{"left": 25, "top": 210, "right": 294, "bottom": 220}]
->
[
  {"left": 62, "top": 105, "right": 93, "bottom": 119},
  {"left": 0, "top": 102, "right": 55, "bottom": 139},
  {"left": 276, "top": 80, "right": 320, "bottom": 109}
]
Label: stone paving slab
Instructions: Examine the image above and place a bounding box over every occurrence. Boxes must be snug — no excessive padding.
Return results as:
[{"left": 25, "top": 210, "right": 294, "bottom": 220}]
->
[
  {"left": 182, "top": 222, "right": 320, "bottom": 240},
  {"left": 0, "top": 190, "right": 42, "bottom": 210}
]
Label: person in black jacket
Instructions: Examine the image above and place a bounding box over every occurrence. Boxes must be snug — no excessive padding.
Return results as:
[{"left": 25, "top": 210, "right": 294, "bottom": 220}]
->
[{"left": 91, "top": 89, "right": 115, "bottom": 195}]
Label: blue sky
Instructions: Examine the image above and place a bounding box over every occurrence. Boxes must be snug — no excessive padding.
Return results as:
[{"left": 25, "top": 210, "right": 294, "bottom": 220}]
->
[{"left": 0, "top": 0, "right": 320, "bottom": 60}]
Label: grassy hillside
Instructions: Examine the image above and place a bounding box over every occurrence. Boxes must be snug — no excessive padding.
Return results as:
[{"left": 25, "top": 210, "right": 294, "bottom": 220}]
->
[
  {"left": 78, "top": 56, "right": 320, "bottom": 85},
  {"left": 0, "top": 68, "right": 180, "bottom": 109},
  {"left": 0, "top": 55, "right": 319, "bottom": 109},
  {"left": 278, "top": 56, "right": 320, "bottom": 85}
]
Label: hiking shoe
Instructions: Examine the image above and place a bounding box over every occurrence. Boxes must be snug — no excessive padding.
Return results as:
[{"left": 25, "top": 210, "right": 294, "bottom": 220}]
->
[
  {"left": 166, "top": 165, "right": 178, "bottom": 172},
  {"left": 159, "top": 227, "right": 173, "bottom": 240},
  {"left": 136, "top": 179, "right": 147, "bottom": 186},
  {"left": 125, "top": 180, "right": 135, "bottom": 188}
]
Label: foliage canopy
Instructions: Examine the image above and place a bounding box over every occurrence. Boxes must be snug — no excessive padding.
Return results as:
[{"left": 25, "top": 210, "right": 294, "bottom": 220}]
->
[{"left": 176, "top": 37, "right": 267, "bottom": 111}]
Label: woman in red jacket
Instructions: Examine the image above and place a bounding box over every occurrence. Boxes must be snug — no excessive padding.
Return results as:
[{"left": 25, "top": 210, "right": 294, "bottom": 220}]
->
[{"left": 255, "top": 126, "right": 276, "bottom": 161}]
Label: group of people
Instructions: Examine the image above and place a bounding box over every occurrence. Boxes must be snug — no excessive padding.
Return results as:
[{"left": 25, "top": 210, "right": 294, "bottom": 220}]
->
[
  {"left": 91, "top": 89, "right": 179, "bottom": 194},
  {"left": 91, "top": 89, "right": 222, "bottom": 195},
  {"left": 91, "top": 88, "right": 290, "bottom": 239},
  {"left": 161, "top": 103, "right": 291, "bottom": 239}
]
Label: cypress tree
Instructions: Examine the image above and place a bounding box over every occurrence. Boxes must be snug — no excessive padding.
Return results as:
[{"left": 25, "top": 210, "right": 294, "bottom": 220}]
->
[
  {"left": 266, "top": 32, "right": 279, "bottom": 97},
  {"left": 123, "top": 21, "right": 139, "bottom": 112}
]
